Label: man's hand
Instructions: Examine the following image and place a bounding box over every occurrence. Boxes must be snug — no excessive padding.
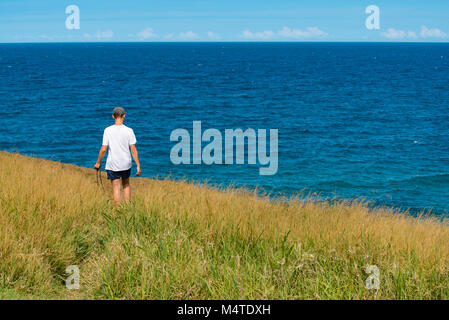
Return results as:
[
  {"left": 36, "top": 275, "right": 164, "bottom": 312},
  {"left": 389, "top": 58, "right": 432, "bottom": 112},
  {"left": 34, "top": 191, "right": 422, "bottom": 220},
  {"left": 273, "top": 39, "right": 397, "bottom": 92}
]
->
[
  {"left": 94, "top": 146, "right": 107, "bottom": 171},
  {"left": 130, "top": 144, "right": 141, "bottom": 176}
]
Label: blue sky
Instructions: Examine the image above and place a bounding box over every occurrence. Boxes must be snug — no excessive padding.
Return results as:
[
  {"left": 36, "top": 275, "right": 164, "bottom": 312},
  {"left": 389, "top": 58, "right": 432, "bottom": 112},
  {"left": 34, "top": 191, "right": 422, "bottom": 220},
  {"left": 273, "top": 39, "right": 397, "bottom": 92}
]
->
[{"left": 1, "top": 0, "right": 449, "bottom": 42}]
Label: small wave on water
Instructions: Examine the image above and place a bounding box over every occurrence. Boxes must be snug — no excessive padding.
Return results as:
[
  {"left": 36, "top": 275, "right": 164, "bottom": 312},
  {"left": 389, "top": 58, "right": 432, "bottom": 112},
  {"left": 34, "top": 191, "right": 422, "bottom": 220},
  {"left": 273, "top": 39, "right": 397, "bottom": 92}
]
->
[{"left": 387, "top": 173, "right": 449, "bottom": 187}]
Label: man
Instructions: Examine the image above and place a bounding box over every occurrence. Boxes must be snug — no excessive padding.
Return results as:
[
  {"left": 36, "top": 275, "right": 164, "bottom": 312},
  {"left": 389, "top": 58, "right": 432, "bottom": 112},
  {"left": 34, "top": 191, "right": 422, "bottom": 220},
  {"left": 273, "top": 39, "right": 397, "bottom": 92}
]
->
[{"left": 94, "top": 107, "right": 141, "bottom": 205}]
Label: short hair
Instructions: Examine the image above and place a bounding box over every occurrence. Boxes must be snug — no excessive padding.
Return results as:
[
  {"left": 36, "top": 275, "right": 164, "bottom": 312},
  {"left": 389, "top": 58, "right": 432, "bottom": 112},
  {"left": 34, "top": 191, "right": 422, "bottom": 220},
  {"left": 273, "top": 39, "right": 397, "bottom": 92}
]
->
[{"left": 112, "top": 107, "right": 126, "bottom": 118}]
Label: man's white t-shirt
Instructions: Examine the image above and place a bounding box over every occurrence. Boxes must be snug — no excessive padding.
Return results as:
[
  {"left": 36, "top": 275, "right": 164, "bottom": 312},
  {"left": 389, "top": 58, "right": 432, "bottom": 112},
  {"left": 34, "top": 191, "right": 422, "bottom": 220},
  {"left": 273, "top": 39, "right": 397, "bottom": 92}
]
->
[{"left": 102, "top": 125, "right": 137, "bottom": 171}]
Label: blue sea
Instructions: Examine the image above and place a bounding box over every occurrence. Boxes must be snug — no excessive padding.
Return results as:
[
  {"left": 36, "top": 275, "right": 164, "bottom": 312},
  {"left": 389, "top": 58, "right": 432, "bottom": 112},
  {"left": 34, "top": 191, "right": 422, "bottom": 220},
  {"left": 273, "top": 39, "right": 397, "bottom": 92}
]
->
[{"left": 1, "top": 43, "right": 449, "bottom": 215}]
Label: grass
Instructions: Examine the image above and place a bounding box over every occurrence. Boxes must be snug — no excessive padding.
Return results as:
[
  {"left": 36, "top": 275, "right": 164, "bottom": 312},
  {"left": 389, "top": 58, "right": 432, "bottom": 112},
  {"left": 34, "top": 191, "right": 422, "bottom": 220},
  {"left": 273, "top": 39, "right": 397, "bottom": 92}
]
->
[{"left": 0, "top": 150, "right": 448, "bottom": 299}]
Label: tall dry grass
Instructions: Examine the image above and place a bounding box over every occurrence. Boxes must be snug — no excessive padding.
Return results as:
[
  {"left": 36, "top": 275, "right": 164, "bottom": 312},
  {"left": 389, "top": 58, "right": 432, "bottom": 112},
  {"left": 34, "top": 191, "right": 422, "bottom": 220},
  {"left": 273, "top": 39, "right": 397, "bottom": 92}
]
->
[{"left": 0, "top": 151, "right": 448, "bottom": 299}]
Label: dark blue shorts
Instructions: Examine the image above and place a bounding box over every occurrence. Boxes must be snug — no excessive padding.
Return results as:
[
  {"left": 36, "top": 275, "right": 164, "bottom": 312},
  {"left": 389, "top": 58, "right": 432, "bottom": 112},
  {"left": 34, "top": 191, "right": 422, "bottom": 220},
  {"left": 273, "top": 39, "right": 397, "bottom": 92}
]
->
[{"left": 106, "top": 169, "right": 131, "bottom": 181}]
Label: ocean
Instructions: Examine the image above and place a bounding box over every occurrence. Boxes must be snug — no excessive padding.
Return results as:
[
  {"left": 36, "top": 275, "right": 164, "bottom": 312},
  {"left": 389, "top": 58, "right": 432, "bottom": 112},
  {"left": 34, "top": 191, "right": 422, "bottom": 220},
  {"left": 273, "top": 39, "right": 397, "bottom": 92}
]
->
[{"left": 1, "top": 42, "right": 449, "bottom": 215}]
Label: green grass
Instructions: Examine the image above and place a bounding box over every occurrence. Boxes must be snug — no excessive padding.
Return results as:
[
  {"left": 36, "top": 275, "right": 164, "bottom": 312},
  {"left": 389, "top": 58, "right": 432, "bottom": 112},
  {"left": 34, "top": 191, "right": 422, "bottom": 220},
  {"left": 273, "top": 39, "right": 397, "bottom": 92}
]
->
[{"left": 0, "top": 151, "right": 448, "bottom": 299}]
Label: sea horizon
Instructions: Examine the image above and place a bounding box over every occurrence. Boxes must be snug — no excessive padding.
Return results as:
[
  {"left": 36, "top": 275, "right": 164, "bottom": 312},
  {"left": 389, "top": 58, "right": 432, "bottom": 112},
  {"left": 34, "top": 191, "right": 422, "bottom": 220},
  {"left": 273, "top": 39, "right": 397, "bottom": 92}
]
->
[{"left": 2, "top": 41, "right": 449, "bottom": 44}]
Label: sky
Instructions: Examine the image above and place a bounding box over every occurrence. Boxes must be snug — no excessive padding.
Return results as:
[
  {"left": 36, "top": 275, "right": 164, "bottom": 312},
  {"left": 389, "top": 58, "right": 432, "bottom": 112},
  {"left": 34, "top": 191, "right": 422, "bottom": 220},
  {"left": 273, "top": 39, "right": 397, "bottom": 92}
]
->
[{"left": 1, "top": 0, "right": 449, "bottom": 42}]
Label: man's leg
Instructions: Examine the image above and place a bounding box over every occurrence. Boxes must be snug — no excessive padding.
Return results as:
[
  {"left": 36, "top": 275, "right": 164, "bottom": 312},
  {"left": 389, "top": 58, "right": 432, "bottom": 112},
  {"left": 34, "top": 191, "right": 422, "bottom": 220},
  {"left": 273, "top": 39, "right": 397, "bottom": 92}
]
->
[
  {"left": 122, "top": 178, "right": 131, "bottom": 203},
  {"left": 111, "top": 179, "right": 121, "bottom": 205}
]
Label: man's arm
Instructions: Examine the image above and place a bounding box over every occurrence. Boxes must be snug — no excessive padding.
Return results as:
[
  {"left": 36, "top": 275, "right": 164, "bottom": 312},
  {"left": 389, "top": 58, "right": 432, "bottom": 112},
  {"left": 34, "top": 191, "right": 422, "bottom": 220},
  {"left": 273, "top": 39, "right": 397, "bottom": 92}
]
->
[
  {"left": 130, "top": 144, "right": 141, "bottom": 176},
  {"left": 94, "top": 145, "right": 108, "bottom": 170}
]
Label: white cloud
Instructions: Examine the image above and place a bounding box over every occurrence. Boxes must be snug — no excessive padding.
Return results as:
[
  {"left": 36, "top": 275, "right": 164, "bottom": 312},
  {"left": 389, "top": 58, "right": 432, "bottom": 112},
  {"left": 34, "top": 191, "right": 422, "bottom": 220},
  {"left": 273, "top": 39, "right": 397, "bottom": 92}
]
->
[
  {"left": 382, "top": 28, "right": 418, "bottom": 40},
  {"left": 407, "top": 31, "right": 418, "bottom": 39},
  {"left": 96, "top": 30, "right": 114, "bottom": 39},
  {"left": 382, "top": 26, "right": 447, "bottom": 40},
  {"left": 420, "top": 26, "right": 447, "bottom": 38},
  {"left": 277, "top": 26, "right": 327, "bottom": 38},
  {"left": 179, "top": 31, "right": 199, "bottom": 40},
  {"left": 84, "top": 30, "right": 114, "bottom": 40},
  {"left": 382, "top": 28, "right": 407, "bottom": 39},
  {"left": 164, "top": 33, "right": 174, "bottom": 40},
  {"left": 240, "top": 26, "right": 327, "bottom": 40},
  {"left": 239, "top": 29, "right": 275, "bottom": 40},
  {"left": 207, "top": 31, "right": 221, "bottom": 40},
  {"left": 136, "top": 27, "right": 157, "bottom": 40}
]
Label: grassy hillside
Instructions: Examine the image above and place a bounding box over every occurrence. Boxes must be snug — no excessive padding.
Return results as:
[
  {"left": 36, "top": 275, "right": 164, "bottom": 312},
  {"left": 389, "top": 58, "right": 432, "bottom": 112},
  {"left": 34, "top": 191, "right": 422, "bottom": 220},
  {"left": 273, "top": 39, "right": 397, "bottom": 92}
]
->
[{"left": 0, "top": 151, "right": 448, "bottom": 299}]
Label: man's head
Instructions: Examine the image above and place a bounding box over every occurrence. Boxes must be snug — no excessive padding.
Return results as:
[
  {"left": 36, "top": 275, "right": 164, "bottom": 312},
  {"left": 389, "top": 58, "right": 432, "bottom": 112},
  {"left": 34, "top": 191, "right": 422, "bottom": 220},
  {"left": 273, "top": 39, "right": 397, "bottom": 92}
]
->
[{"left": 112, "top": 107, "right": 126, "bottom": 120}]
